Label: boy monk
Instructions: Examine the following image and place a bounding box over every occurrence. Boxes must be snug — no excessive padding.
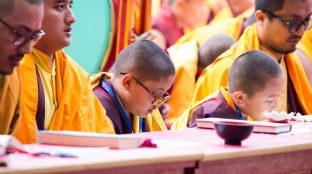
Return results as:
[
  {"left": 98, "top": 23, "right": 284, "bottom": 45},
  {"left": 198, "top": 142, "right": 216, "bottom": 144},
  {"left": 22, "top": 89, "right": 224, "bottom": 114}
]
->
[
  {"left": 92, "top": 40, "right": 175, "bottom": 134},
  {"left": 14, "top": 0, "right": 114, "bottom": 144},
  {"left": 174, "top": 50, "right": 284, "bottom": 128}
]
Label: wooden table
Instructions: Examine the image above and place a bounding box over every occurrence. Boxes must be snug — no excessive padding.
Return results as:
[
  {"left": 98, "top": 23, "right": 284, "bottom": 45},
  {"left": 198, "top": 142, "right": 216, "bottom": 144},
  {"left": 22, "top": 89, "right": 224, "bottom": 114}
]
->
[
  {"left": 1, "top": 127, "right": 311, "bottom": 174},
  {"left": 0, "top": 140, "right": 203, "bottom": 174},
  {"left": 137, "top": 128, "right": 312, "bottom": 174}
]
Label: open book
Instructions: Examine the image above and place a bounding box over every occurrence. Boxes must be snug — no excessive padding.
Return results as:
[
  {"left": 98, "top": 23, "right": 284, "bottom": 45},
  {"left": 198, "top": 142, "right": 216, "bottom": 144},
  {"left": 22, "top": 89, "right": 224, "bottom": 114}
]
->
[
  {"left": 37, "top": 131, "right": 145, "bottom": 149},
  {"left": 196, "top": 118, "right": 292, "bottom": 134}
]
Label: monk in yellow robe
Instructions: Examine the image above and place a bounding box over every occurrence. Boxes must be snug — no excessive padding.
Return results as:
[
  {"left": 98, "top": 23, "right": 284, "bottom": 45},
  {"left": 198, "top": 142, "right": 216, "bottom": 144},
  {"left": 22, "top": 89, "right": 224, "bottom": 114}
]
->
[
  {"left": 209, "top": 0, "right": 254, "bottom": 24},
  {"left": 175, "top": 8, "right": 254, "bottom": 46},
  {"left": 296, "top": 30, "right": 312, "bottom": 86},
  {"left": 175, "top": 0, "right": 312, "bottom": 130},
  {"left": 0, "top": 0, "right": 44, "bottom": 134},
  {"left": 91, "top": 40, "right": 174, "bottom": 134},
  {"left": 14, "top": 0, "right": 114, "bottom": 144},
  {"left": 166, "top": 35, "right": 235, "bottom": 125}
]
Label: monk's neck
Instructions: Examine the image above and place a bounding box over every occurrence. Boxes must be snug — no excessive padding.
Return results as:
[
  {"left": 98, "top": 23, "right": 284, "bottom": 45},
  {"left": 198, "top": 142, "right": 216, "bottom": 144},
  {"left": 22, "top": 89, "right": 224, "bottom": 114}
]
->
[
  {"left": 34, "top": 46, "right": 55, "bottom": 68},
  {"left": 260, "top": 45, "right": 284, "bottom": 61}
]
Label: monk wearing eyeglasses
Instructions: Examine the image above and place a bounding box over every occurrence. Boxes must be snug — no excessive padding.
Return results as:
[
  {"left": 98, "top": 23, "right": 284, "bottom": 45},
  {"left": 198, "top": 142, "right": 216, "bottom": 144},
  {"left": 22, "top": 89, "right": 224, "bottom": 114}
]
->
[
  {"left": 0, "top": 0, "right": 44, "bottom": 134},
  {"left": 172, "top": 0, "right": 312, "bottom": 129},
  {"left": 91, "top": 40, "right": 175, "bottom": 134},
  {"left": 14, "top": 0, "right": 114, "bottom": 144}
]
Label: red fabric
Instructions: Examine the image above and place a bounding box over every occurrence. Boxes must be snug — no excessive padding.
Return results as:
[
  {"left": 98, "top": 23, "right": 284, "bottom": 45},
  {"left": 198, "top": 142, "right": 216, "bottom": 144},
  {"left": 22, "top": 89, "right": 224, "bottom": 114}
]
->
[{"left": 152, "top": 3, "right": 184, "bottom": 48}]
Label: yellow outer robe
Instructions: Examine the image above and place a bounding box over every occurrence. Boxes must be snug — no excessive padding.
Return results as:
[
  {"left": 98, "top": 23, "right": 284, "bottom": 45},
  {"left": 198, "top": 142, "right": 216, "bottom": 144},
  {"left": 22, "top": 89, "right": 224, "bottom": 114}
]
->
[
  {"left": 297, "top": 29, "right": 312, "bottom": 61},
  {"left": 0, "top": 68, "right": 20, "bottom": 134},
  {"left": 14, "top": 49, "right": 115, "bottom": 144},
  {"left": 166, "top": 41, "right": 198, "bottom": 123},
  {"left": 90, "top": 72, "right": 168, "bottom": 133},
  {"left": 174, "top": 8, "right": 253, "bottom": 46},
  {"left": 191, "top": 24, "right": 312, "bottom": 114}
]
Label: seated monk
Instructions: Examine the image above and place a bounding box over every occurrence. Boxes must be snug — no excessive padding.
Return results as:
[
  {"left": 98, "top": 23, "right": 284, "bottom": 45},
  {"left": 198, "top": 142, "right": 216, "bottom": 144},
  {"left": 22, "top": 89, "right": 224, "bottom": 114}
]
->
[
  {"left": 166, "top": 34, "right": 235, "bottom": 125},
  {"left": 172, "top": 0, "right": 312, "bottom": 129},
  {"left": 174, "top": 8, "right": 255, "bottom": 46},
  {"left": 14, "top": 0, "right": 114, "bottom": 144},
  {"left": 209, "top": 0, "right": 254, "bottom": 24},
  {"left": 91, "top": 40, "right": 175, "bottom": 134},
  {"left": 192, "top": 0, "right": 312, "bottom": 117},
  {"left": 0, "top": 0, "right": 44, "bottom": 134},
  {"left": 187, "top": 50, "right": 284, "bottom": 127}
]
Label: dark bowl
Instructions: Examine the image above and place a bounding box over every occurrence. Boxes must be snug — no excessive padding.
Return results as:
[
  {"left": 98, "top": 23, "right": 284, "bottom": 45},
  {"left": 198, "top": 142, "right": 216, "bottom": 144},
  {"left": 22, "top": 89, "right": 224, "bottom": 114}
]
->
[{"left": 214, "top": 121, "right": 254, "bottom": 146}]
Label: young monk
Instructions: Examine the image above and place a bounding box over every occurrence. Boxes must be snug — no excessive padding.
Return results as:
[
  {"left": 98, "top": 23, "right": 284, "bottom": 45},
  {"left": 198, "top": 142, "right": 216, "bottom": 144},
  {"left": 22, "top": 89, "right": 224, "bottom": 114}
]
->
[
  {"left": 14, "top": 0, "right": 114, "bottom": 144},
  {"left": 191, "top": 0, "right": 312, "bottom": 113},
  {"left": 166, "top": 34, "right": 235, "bottom": 125},
  {"left": 91, "top": 40, "right": 175, "bottom": 134},
  {"left": 186, "top": 50, "right": 284, "bottom": 127},
  {"left": 0, "top": 0, "right": 44, "bottom": 134}
]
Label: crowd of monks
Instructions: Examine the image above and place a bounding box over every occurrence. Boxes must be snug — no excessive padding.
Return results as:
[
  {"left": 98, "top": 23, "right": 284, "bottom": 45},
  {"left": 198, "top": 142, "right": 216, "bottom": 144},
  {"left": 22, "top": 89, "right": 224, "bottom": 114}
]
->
[{"left": 0, "top": 0, "right": 312, "bottom": 145}]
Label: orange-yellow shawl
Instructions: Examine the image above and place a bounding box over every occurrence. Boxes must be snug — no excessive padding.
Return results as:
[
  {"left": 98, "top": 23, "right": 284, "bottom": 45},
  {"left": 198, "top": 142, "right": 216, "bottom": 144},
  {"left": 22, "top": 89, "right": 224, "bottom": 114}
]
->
[
  {"left": 297, "top": 29, "right": 312, "bottom": 61},
  {"left": 14, "top": 49, "right": 115, "bottom": 144}
]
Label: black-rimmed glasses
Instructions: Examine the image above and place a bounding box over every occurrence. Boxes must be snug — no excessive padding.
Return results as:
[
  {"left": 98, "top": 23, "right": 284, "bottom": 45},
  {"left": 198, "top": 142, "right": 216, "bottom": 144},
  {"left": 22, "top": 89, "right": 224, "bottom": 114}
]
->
[
  {"left": 0, "top": 18, "right": 45, "bottom": 47},
  {"left": 120, "top": 73, "right": 170, "bottom": 106},
  {"left": 263, "top": 10, "right": 311, "bottom": 33}
]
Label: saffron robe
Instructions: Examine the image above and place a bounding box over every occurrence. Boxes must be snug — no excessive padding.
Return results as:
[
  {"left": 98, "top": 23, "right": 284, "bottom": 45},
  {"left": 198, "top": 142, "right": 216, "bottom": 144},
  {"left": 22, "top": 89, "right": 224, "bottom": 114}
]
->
[
  {"left": 192, "top": 24, "right": 312, "bottom": 114},
  {"left": 0, "top": 68, "right": 20, "bottom": 134},
  {"left": 14, "top": 50, "right": 115, "bottom": 144},
  {"left": 91, "top": 72, "right": 167, "bottom": 133}
]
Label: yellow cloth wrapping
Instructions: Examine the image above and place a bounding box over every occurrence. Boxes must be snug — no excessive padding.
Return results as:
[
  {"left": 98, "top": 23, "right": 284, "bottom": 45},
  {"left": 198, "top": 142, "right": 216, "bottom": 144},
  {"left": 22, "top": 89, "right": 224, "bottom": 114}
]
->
[
  {"left": 297, "top": 29, "right": 312, "bottom": 61},
  {"left": 174, "top": 8, "right": 253, "bottom": 46},
  {"left": 171, "top": 87, "right": 254, "bottom": 129},
  {"left": 191, "top": 24, "right": 312, "bottom": 114},
  {"left": 90, "top": 72, "right": 168, "bottom": 132},
  {"left": 0, "top": 68, "right": 20, "bottom": 134},
  {"left": 166, "top": 40, "right": 198, "bottom": 123},
  {"left": 15, "top": 50, "right": 115, "bottom": 144}
]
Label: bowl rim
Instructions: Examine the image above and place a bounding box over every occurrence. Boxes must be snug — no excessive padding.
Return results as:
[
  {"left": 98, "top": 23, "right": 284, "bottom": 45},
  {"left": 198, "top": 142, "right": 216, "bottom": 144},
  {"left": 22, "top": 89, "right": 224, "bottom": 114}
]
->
[{"left": 213, "top": 121, "right": 254, "bottom": 127}]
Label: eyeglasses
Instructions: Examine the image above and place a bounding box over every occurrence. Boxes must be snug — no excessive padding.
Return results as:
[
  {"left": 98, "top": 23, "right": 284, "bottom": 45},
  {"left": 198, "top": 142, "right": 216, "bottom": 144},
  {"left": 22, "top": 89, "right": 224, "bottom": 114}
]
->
[
  {"left": 263, "top": 10, "right": 312, "bottom": 33},
  {"left": 0, "top": 18, "right": 45, "bottom": 47},
  {"left": 120, "top": 73, "right": 170, "bottom": 106}
]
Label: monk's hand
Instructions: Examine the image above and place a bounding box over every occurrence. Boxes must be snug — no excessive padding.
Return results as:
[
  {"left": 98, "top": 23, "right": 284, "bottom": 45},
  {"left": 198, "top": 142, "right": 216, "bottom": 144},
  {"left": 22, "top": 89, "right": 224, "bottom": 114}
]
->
[{"left": 158, "top": 103, "right": 170, "bottom": 120}]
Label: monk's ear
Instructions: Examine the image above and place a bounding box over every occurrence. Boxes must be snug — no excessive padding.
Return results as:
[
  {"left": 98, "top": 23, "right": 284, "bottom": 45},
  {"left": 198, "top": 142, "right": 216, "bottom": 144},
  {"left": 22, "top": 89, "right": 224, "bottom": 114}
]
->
[
  {"left": 255, "top": 10, "right": 265, "bottom": 24},
  {"left": 121, "top": 74, "right": 132, "bottom": 92},
  {"left": 232, "top": 91, "right": 247, "bottom": 108}
]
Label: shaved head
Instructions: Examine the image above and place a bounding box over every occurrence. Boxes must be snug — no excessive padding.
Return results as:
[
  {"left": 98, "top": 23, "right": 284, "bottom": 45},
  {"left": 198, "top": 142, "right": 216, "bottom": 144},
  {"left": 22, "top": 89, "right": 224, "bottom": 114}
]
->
[
  {"left": 198, "top": 34, "right": 236, "bottom": 72},
  {"left": 228, "top": 50, "right": 283, "bottom": 96},
  {"left": 0, "top": 0, "right": 43, "bottom": 17},
  {"left": 255, "top": 0, "right": 284, "bottom": 12},
  {"left": 114, "top": 40, "right": 175, "bottom": 82}
]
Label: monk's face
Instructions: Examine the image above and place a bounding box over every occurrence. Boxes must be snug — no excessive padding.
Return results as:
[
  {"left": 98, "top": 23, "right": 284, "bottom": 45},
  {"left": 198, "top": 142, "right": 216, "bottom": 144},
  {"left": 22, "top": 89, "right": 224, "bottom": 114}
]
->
[
  {"left": 241, "top": 75, "right": 284, "bottom": 121},
  {"left": 257, "top": 0, "right": 312, "bottom": 55},
  {"left": 35, "top": 0, "right": 75, "bottom": 52},
  {"left": 125, "top": 75, "right": 175, "bottom": 117},
  {"left": 0, "top": 0, "right": 43, "bottom": 75}
]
